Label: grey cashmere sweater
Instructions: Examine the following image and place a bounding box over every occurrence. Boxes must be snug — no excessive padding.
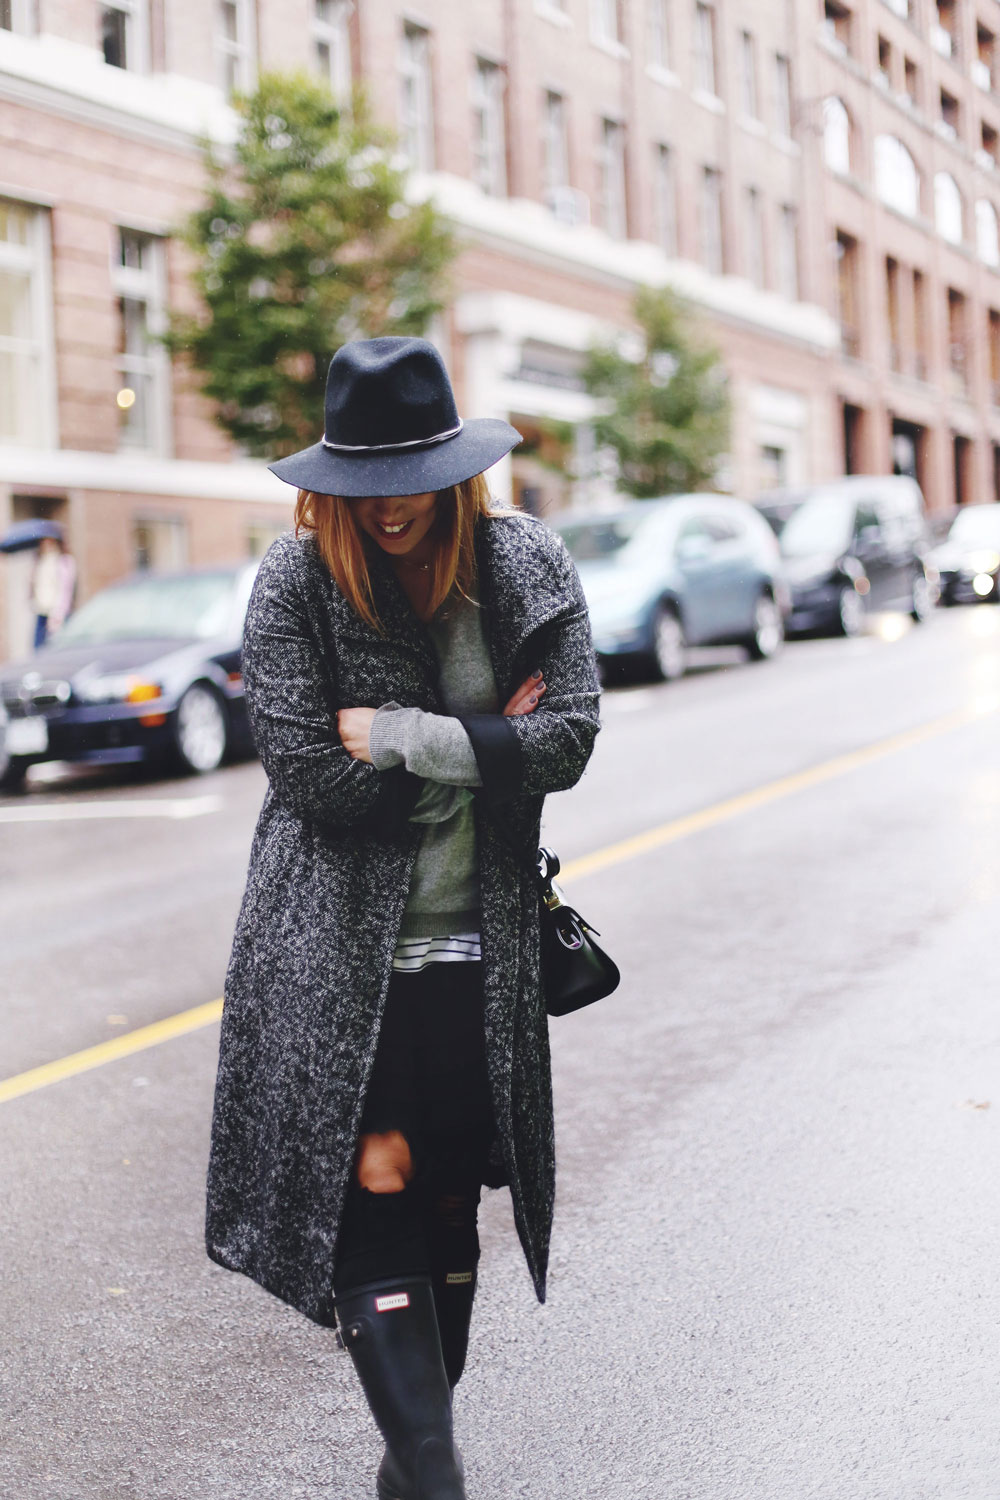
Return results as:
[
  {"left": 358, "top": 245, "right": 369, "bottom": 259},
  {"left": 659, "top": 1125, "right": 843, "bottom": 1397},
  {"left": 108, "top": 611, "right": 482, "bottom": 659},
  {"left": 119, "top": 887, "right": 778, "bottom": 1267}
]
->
[{"left": 368, "top": 588, "right": 497, "bottom": 938}]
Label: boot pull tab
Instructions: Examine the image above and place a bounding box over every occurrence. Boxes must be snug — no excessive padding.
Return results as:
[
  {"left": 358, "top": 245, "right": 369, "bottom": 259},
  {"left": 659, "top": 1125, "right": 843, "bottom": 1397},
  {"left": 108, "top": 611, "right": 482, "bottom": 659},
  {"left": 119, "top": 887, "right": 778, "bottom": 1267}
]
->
[{"left": 335, "top": 1316, "right": 370, "bottom": 1351}]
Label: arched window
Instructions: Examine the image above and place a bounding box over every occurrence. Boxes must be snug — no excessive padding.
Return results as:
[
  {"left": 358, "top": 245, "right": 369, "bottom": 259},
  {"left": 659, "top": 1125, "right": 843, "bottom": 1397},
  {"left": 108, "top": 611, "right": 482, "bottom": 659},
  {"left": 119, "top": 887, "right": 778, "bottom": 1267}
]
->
[
  {"left": 823, "top": 96, "right": 851, "bottom": 175},
  {"left": 874, "top": 136, "right": 920, "bottom": 217},
  {"left": 976, "top": 199, "right": 1000, "bottom": 266},
  {"left": 934, "top": 171, "right": 964, "bottom": 243}
]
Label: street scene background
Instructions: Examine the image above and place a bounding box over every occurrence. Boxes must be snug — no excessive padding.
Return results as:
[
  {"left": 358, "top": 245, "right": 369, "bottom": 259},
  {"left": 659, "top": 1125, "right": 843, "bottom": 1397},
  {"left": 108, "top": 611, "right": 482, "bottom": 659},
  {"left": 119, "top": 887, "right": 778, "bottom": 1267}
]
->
[{"left": 4, "top": 0, "right": 1000, "bottom": 1496}]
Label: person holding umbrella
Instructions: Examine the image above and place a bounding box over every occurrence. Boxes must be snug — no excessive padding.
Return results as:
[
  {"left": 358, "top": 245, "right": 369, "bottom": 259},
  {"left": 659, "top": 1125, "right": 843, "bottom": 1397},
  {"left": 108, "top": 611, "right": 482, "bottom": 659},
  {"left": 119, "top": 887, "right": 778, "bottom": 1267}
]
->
[
  {"left": 29, "top": 533, "right": 76, "bottom": 647},
  {"left": 205, "top": 337, "right": 600, "bottom": 1499}
]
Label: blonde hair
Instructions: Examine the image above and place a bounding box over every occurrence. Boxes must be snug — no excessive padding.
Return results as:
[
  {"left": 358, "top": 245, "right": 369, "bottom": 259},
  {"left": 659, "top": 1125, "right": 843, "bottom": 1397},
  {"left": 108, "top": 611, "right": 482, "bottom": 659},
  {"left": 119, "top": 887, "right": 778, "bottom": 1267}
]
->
[{"left": 293, "top": 472, "right": 509, "bottom": 632}]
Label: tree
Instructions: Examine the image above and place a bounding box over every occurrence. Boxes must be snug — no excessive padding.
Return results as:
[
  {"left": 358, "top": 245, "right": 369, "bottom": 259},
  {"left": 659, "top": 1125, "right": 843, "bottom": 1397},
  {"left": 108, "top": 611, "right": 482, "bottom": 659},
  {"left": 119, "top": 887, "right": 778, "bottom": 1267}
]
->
[
  {"left": 167, "top": 73, "right": 456, "bottom": 457},
  {"left": 581, "top": 286, "right": 730, "bottom": 498}
]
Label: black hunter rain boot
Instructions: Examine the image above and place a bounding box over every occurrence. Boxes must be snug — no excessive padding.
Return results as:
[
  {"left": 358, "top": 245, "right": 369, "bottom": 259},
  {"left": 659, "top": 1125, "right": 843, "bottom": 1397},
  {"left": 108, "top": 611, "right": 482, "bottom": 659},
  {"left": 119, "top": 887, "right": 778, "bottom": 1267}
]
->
[{"left": 336, "top": 1274, "right": 466, "bottom": 1500}]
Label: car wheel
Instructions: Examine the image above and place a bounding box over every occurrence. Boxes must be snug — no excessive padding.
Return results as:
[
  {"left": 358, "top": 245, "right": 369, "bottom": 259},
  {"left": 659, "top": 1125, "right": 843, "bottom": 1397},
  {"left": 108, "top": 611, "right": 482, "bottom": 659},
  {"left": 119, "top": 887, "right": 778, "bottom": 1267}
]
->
[
  {"left": 835, "top": 584, "right": 865, "bottom": 637},
  {"left": 910, "top": 572, "right": 933, "bottom": 622},
  {"left": 172, "top": 683, "right": 228, "bottom": 774},
  {"left": 650, "top": 604, "right": 686, "bottom": 682},
  {"left": 0, "top": 755, "right": 30, "bottom": 792},
  {"left": 745, "top": 592, "right": 784, "bottom": 661}
]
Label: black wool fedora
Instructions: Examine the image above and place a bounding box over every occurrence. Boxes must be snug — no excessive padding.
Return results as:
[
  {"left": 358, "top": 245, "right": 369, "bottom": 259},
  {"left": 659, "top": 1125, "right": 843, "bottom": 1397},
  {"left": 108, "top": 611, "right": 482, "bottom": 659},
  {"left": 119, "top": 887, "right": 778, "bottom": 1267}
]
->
[{"left": 268, "top": 337, "right": 522, "bottom": 497}]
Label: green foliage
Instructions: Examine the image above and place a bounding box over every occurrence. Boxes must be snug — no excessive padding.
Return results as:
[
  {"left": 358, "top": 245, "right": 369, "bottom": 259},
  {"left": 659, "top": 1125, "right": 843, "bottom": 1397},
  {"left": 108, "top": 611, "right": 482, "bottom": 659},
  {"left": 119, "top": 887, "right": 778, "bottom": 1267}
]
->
[
  {"left": 581, "top": 286, "right": 730, "bottom": 498},
  {"left": 166, "top": 73, "right": 456, "bottom": 457}
]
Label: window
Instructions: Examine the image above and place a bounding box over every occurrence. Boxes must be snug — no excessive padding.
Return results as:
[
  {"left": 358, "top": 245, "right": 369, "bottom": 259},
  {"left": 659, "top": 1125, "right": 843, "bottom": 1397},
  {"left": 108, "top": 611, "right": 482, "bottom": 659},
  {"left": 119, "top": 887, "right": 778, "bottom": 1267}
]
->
[
  {"left": 471, "top": 59, "right": 507, "bottom": 196},
  {"left": 903, "top": 57, "right": 919, "bottom": 108},
  {"left": 774, "top": 54, "right": 792, "bottom": 137},
  {"left": 977, "top": 199, "right": 1000, "bottom": 265},
  {"left": 247, "top": 520, "right": 290, "bottom": 558},
  {"left": 822, "top": 1, "right": 851, "bottom": 54},
  {"left": 649, "top": 0, "right": 670, "bottom": 68},
  {"left": 988, "top": 310, "right": 1000, "bottom": 402},
  {"left": 313, "top": 0, "right": 352, "bottom": 102},
  {"left": 542, "top": 92, "right": 570, "bottom": 196},
  {"left": 1, "top": 0, "right": 35, "bottom": 33},
  {"left": 694, "top": 4, "right": 717, "bottom": 96},
  {"left": 947, "top": 287, "right": 967, "bottom": 391},
  {"left": 835, "top": 231, "right": 860, "bottom": 356},
  {"left": 939, "top": 89, "right": 959, "bottom": 139},
  {"left": 874, "top": 135, "right": 920, "bottom": 217},
  {"left": 740, "top": 31, "right": 757, "bottom": 117},
  {"left": 113, "top": 229, "right": 169, "bottom": 454},
  {"left": 399, "top": 23, "right": 434, "bottom": 172},
  {"left": 591, "top": 0, "right": 622, "bottom": 45},
  {"left": 133, "top": 516, "right": 189, "bottom": 572},
  {"left": 983, "top": 123, "right": 998, "bottom": 167},
  {"left": 933, "top": 0, "right": 957, "bottom": 59},
  {"left": 655, "top": 144, "right": 677, "bottom": 254},
  {"left": 745, "top": 188, "right": 764, "bottom": 286},
  {"left": 876, "top": 35, "right": 891, "bottom": 89},
  {"left": 0, "top": 200, "right": 54, "bottom": 446},
  {"left": 935, "top": 171, "right": 963, "bottom": 243},
  {"left": 597, "top": 118, "right": 627, "bottom": 236},
  {"left": 700, "top": 166, "right": 724, "bottom": 273},
  {"left": 885, "top": 257, "right": 901, "bottom": 371},
  {"left": 217, "top": 0, "right": 255, "bottom": 96},
  {"left": 975, "top": 26, "right": 995, "bottom": 90},
  {"left": 823, "top": 96, "right": 851, "bottom": 174},
  {"left": 100, "top": 2, "right": 148, "bottom": 71},
  {"left": 913, "top": 269, "right": 927, "bottom": 378},
  {"left": 777, "top": 204, "right": 798, "bottom": 298}
]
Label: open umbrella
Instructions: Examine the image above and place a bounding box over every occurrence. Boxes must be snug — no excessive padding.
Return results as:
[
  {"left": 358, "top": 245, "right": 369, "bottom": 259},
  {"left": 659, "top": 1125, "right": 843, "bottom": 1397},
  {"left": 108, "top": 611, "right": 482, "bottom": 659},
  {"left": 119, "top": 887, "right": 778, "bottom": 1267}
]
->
[{"left": 0, "top": 519, "right": 65, "bottom": 554}]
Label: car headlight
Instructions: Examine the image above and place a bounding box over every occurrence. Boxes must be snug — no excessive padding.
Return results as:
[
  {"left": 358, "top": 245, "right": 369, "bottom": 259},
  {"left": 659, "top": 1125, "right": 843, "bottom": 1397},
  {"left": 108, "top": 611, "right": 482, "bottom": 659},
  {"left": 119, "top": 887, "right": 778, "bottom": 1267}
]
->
[
  {"left": 967, "top": 550, "right": 1000, "bottom": 574},
  {"left": 78, "top": 674, "right": 163, "bottom": 704}
]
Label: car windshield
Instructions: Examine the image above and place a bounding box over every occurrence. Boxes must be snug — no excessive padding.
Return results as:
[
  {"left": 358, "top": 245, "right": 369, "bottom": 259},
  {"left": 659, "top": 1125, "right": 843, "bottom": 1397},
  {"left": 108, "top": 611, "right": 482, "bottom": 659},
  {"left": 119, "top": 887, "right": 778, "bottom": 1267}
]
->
[
  {"left": 51, "top": 571, "right": 240, "bottom": 646},
  {"left": 557, "top": 509, "right": 672, "bottom": 564},
  {"left": 949, "top": 506, "right": 1000, "bottom": 547},
  {"left": 778, "top": 496, "right": 853, "bottom": 558}
]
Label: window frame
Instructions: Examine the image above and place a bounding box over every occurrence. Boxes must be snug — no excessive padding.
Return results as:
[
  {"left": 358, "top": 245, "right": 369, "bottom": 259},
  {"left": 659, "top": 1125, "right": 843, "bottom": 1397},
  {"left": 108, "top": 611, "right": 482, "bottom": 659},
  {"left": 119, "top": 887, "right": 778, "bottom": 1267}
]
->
[
  {"left": 597, "top": 116, "right": 628, "bottom": 238},
  {"left": 398, "top": 21, "right": 435, "bottom": 173},
  {"left": 312, "top": 0, "right": 353, "bottom": 103},
  {"left": 471, "top": 56, "right": 508, "bottom": 197},
  {"left": 740, "top": 30, "right": 758, "bottom": 119},
  {"left": 111, "top": 228, "right": 172, "bottom": 458},
  {"left": 700, "top": 164, "right": 724, "bottom": 274},
  {"left": 216, "top": 0, "right": 257, "bottom": 98},
  {"left": 99, "top": 0, "right": 150, "bottom": 73},
  {"left": 0, "top": 198, "right": 58, "bottom": 449}
]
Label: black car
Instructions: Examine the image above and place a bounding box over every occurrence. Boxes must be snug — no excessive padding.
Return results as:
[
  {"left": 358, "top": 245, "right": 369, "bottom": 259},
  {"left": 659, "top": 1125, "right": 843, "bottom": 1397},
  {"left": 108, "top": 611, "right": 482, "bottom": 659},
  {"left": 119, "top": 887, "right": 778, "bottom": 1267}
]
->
[
  {"left": 932, "top": 503, "right": 1000, "bottom": 604},
  {"left": 756, "top": 476, "right": 936, "bottom": 636},
  {"left": 0, "top": 562, "right": 260, "bottom": 790}
]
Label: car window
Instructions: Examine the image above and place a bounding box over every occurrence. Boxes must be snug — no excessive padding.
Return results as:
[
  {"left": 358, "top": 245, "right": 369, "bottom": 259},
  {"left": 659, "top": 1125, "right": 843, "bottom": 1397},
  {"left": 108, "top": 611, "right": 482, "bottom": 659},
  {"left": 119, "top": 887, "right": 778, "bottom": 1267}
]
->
[
  {"left": 678, "top": 517, "right": 714, "bottom": 542},
  {"left": 853, "top": 501, "right": 880, "bottom": 537},
  {"left": 557, "top": 510, "right": 674, "bottom": 563},
  {"left": 778, "top": 496, "right": 853, "bottom": 557},
  {"left": 51, "top": 571, "right": 242, "bottom": 646},
  {"left": 704, "top": 514, "right": 742, "bottom": 541}
]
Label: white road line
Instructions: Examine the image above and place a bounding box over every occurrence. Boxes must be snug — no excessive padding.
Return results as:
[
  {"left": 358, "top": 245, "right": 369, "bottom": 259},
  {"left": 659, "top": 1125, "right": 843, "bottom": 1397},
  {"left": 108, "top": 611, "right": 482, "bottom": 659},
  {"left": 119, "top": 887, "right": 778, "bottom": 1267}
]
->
[{"left": 0, "top": 795, "right": 223, "bottom": 823}]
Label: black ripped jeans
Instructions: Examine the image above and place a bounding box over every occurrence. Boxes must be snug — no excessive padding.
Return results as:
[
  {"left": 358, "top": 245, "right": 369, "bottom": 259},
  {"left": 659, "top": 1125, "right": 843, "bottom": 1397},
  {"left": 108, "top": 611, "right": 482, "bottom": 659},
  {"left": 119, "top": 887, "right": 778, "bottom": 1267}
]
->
[{"left": 333, "top": 960, "right": 497, "bottom": 1300}]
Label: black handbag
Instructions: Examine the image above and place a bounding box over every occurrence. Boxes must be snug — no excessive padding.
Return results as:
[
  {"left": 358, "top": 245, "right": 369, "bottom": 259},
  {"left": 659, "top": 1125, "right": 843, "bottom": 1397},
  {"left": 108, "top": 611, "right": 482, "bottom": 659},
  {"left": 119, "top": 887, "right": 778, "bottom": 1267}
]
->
[{"left": 537, "top": 846, "right": 620, "bottom": 1016}]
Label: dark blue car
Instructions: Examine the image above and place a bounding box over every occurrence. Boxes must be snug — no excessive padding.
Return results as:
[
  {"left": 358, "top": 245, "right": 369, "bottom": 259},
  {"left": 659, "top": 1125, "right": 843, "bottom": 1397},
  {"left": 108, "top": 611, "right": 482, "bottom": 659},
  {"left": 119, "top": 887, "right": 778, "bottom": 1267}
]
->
[
  {"left": 0, "top": 562, "right": 260, "bottom": 789},
  {"left": 553, "top": 495, "right": 788, "bottom": 681}
]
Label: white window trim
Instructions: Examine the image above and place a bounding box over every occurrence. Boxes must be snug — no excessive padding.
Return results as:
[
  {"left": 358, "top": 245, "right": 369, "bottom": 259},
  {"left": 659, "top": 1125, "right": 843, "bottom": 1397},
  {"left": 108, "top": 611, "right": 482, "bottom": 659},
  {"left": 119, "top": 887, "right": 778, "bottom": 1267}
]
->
[
  {"left": 597, "top": 117, "right": 627, "bottom": 238},
  {"left": 313, "top": 0, "right": 353, "bottom": 103},
  {"left": 111, "top": 231, "right": 172, "bottom": 458},
  {"left": 534, "top": 0, "right": 573, "bottom": 26},
  {"left": 3, "top": 0, "right": 36, "bottom": 35},
  {"left": 100, "top": 0, "right": 151, "bottom": 74},
  {"left": 0, "top": 200, "right": 58, "bottom": 449},
  {"left": 542, "top": 90, "right": 570, "bottom": 197},
  {"left": 471, "top": 57, "right": 507, "bottom": 197},
  {"left": 590, "top": 0, "right": 622, "bottom": 49},
  {"left": 216, "top": 0, "right": 257, "bottom": 97},
  {"left": 399, "top": 22, "right": 435, "bottom": 172}
]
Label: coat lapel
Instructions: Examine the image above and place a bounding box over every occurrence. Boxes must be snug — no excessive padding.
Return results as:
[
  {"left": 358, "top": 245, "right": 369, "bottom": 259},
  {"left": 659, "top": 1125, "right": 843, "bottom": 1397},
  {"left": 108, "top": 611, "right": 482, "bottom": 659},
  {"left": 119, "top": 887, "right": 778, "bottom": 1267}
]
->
[{"left": 474, "top": 514, "right": 571, "bottom": 697}]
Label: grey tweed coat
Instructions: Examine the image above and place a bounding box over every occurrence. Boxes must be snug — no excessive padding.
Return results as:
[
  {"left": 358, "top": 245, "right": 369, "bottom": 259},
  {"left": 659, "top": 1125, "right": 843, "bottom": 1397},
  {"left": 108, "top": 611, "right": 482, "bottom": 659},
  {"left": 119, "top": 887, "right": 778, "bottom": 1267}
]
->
[{"left": 205, "top": 510, "right": 600, "bottom": 1326}]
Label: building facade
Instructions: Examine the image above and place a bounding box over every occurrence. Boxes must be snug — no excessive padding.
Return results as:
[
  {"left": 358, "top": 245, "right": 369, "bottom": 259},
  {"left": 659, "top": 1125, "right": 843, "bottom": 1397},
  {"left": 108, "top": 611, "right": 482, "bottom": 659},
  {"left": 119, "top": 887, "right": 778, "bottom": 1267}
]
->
[{"left": 1, "top": 1, "right": 996, "bottom": 658}]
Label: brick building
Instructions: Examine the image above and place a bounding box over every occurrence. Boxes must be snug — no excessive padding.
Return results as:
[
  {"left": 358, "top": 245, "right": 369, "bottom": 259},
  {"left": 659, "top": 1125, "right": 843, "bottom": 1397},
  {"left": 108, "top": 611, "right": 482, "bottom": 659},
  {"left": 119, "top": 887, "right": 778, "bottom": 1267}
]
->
[{"left": 1, "top": 1, "right": 995, "bottom": 658}]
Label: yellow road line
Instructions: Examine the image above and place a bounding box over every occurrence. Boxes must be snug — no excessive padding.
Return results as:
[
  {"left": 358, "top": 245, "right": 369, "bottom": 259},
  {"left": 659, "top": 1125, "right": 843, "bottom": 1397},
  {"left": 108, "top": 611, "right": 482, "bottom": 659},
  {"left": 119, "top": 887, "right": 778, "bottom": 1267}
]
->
[
  {"left": 559, "top": 705, "right": 985, "bottom": 884},
  {"left": 0, "top": 998, "right": 223, "bottom": 1104},
  {"left": 0, "top": 703, "right": 991, "bottom": 1106}
]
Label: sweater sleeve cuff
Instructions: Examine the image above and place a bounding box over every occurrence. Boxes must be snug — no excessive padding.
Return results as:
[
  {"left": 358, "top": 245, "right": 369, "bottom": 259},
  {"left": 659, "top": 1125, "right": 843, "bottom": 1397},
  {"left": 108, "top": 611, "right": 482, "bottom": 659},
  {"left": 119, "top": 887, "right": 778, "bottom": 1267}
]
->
[{"left": 368, "top": 702, "right": 408, "bottom": 770}]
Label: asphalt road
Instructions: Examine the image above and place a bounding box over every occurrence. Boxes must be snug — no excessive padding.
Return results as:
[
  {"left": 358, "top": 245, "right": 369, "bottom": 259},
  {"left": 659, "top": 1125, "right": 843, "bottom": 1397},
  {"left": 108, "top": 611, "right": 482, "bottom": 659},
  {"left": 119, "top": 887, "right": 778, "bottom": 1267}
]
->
[{"left": 2, "top": 606, "right": 999, "bottom": 1500}]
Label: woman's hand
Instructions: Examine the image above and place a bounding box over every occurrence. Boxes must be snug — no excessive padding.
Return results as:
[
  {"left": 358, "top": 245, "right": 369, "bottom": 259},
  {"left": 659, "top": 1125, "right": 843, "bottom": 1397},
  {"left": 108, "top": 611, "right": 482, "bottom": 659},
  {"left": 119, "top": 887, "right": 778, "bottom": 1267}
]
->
[
  {"left": 503, "top": 670, "right": 546, "bottom": 717},
  {"left": 337, "top": 707, "right": 377, "bottom": 762}
]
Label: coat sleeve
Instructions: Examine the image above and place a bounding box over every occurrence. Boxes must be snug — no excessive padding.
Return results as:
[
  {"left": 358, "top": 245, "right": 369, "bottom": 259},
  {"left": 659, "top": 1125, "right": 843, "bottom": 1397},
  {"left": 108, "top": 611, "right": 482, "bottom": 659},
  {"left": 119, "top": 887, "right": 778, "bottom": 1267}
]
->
[
  {"left": 458, "top": 538, "right": 601, "bottom": 801},
  {"left": 242, "top": 538, "right": 418, "bottom": 830}
]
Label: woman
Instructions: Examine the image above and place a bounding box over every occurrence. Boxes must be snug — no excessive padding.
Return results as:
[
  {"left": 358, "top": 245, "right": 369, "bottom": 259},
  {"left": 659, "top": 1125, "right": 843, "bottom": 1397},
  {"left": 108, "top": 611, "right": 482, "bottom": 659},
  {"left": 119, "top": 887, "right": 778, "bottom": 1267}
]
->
[
  {"left": 205, "top": 337, "right": 600, "bottom": 1500},
  {"left": 29, "top": 534, "right": 76, "bottom": 647}
]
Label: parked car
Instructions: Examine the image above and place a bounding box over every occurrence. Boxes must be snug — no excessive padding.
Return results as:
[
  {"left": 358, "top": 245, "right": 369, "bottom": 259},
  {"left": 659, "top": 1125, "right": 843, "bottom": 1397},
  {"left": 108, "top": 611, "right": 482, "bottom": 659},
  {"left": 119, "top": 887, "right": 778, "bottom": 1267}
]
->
[
  {"left": 932, "top": 502, "right": 1000, "bottom": 605},
  {"left": 0, "top": 561, "right": 260, "bottom": 790},
  {"left": 755, "top": 475, "right": 936, "bottom": 636},
  {"left": 552, "top": 495, "right": 789, "bottom": 682}
]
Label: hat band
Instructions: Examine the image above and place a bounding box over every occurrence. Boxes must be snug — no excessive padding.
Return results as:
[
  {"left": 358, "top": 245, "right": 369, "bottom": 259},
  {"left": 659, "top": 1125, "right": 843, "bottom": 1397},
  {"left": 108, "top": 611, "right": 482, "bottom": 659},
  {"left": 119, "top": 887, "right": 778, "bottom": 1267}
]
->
[{"left": 321, "top": 418, "right": 464, "bottom": 454}]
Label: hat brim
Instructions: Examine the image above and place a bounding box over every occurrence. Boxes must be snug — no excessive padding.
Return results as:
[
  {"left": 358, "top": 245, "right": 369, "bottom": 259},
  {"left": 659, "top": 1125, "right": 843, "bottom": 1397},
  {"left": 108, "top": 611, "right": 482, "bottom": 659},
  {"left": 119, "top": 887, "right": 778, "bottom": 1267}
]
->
[{"left": 268, "top": 417, "right": 522, "bottom": 498}]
